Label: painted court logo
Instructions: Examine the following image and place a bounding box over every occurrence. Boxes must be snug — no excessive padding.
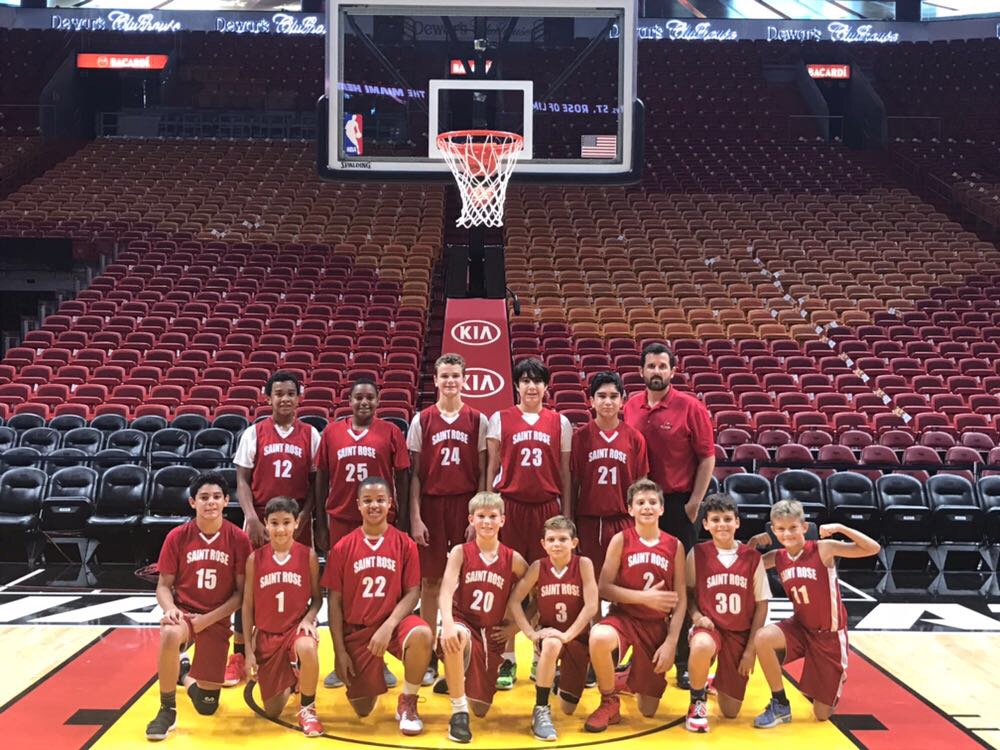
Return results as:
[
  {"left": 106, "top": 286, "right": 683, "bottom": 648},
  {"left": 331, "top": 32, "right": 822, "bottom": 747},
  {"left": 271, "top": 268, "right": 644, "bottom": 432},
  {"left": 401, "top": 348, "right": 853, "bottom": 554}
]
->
[
  {"left": 451, "top": 320, "right": 501, "bottom": 346},
  {"left": 463, "top": 368, "right": 505, "bottom": 398}
]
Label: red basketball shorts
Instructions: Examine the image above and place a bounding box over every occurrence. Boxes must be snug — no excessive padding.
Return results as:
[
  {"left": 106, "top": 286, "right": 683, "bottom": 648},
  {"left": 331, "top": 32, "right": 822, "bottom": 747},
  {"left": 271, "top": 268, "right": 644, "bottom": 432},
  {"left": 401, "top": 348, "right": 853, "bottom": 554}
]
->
[
  {"left": 255, "top": 628, "right": 318, "bottom": 702},
  {"left": 499, "top": 498, "right": 561, "bottom": 564},
  {"left": 600, "top": 614, "right": 669, "bottom": 700},
  {"left": 576, "top": 515, "right": 632, "bottom": 578},
  {"left": 343, "top": 614, "right": 427, "bottom": 700},
  {"left": 551, "top": 635, "right": 590, "bottom": 701},
  {"left": 183, "top": 614, "right": 232, "bottom": 685},
  {"left": 778, "top": 618, "right": 849, "bottom": 708},
  {"left": 437, "top": 618, "right": 505, "bottom": 707},
  {"left": 418, "top": 493, "right": 472, "bottom": 580},
  {"left": 690, "top": 626, "right": 751, "bottom": 701}
]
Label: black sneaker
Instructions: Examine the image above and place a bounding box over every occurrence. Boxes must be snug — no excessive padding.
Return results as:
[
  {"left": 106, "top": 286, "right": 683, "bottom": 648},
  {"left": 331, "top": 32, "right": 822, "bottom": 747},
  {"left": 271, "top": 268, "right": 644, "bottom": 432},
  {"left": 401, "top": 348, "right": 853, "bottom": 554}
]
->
[
  {"left": 145, "top": 706, "right": 176, "bottom": 741},
  {"left": 585, "top": 664, "right": 597, "bottom": 689},
  {"left": 676, "top": 668, "right": 691, "bottom": 690},
  {"left": 433, "top": 677, "right": 450, "bottom": 695},
  {"left": 448, "top": 711, "right": 472, "bottom": 743}
]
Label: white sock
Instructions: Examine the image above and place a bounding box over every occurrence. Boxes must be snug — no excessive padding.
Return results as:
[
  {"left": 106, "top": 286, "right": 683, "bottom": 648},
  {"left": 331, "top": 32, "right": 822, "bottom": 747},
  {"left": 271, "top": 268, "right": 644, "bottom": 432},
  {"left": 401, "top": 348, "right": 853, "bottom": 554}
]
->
[
  {"left": 451, "top": 696, "right": 469, "bottom": 714},
  {"left": 502, "top": 651, "right": 516, "bottom": 664},
  {"left": 403, "top": 680, "right": 420, "bottom": 695}
]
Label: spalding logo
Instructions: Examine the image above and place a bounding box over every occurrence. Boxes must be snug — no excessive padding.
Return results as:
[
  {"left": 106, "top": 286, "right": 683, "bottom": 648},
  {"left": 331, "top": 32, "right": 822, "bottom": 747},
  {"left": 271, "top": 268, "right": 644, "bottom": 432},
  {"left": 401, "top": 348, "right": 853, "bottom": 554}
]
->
[
  {"left": 463, "top": 368, "right": 505, "bottom": 398},
  {"left": 451, "top": 320, "right": 501, "bottom": 346}
]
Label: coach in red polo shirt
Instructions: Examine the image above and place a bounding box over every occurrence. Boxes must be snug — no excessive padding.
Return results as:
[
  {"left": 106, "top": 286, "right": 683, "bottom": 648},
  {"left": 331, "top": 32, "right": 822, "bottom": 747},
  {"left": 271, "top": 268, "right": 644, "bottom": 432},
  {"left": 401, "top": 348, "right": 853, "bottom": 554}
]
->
[{"left": 623, "top": 342, "right": 715, "bottom": 688}]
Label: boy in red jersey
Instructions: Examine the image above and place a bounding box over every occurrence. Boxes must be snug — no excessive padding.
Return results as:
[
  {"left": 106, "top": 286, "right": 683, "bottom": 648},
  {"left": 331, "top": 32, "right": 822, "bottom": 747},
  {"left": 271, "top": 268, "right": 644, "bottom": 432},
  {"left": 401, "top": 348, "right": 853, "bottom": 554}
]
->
[
  {"left": 145, "top": 472, "right": 253, "bottom": 741},
  {"left": 585, "top": 479, "right": 686, "bottom": 733},
  {"left": 509, "top": 516, "right": 599, "bottom": 742},
  {"left": 243, "top": 497, "right": 323, "bottom": 737},
  {"left": 317, "top": 379, "right": 410, "bottom": 688},
  {"left": 684, "top": 493, "right": 769, "bottom": 733},
  {"left": 438, "top": 492, "right": 528, "bottom": 743},
  {"left": 752, "top": 500, "right": 879, "bottom": 728},
  {"left": 486, "top": 357, "right": 571, "bottom": 688},
  {"left": 570, "top": 372, "right": 649, "bottom": 577},
  {"left": 324, "top": 477, "right": 434, "bottom": 736},
  {"left": 231, "top": 370, "right": 321, "bottom": 685},
  {"left": 408, "top": 353, "right": 487, "bottom": 684}
]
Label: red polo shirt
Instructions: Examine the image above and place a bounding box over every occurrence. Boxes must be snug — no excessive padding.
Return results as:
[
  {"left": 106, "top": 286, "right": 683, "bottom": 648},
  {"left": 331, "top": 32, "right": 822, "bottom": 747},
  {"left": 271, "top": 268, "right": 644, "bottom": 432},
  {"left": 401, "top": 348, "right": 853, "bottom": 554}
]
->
[{"left": 623, "top": 388, "right": 714, "bottom": 495}]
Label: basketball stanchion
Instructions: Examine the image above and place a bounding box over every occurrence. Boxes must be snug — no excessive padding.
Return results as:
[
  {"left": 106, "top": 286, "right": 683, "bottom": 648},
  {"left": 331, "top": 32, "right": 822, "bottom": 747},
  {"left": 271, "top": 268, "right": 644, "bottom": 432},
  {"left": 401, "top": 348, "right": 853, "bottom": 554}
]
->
[{"left": 436, "top": 129, "right": 524, "bottom": 228}]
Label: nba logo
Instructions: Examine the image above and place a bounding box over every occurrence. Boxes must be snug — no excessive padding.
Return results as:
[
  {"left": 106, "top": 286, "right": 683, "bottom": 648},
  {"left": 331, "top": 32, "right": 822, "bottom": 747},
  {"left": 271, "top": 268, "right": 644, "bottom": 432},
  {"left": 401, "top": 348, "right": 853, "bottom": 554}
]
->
[{"left": 343, "top": 113, "right": 363, "bottom": 156}]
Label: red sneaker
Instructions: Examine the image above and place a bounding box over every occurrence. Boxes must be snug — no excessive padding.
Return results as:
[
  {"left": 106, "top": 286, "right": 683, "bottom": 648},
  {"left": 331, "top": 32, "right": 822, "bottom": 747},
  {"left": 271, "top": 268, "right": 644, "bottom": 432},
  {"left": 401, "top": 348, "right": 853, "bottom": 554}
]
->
[
  {"left": 395, "top": 693, "right": 424, "bottom": 736},
  {"left": 298, "top": 703, "right": 324, "bottom": 737},
  {"left": 584, "top": 693, "right": 621, "bottom": 733},
  {"left": 223, "top": 652, "right": 246, "bottom": 687}
]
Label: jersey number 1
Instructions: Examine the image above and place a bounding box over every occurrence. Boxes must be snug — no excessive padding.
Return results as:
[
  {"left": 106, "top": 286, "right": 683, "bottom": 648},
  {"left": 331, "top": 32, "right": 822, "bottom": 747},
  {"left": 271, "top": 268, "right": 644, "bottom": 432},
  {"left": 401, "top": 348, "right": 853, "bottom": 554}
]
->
[
  {"left": 273, "top": 459, "right": 292, "bottom": 478},
  {"left": 790, "top": 585, "right": 810, "bottom": 606}
]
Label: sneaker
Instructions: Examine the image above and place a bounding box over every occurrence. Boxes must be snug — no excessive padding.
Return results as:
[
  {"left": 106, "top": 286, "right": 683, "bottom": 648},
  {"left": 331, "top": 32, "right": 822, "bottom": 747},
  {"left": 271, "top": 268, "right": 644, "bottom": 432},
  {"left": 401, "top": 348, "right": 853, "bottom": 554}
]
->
[
  {"left": 676, "top": 668, "right": 691, "bottom": 690},
  {"left": 223, "top": 652, "right": 245, "bottom": 687},
  {"left": 384, "top": 663, "right": 398, "bottom": 688},
  {"left": 422, "top": 663, "right": 438, "bottom": 687},
  {"left": 433, "top": 677, "right": 449, "bottom": 695},
  {"left": 496, "top": 659, "right": 516, "bottom": 691},
  {"left": 145, "top": 706, "right": 176, "bottom": 741},
  {"left": 298, "top": 703, "right": 324, "bottom": 737},
  {"left": 532, "top": 705, "right": 558, "bottom": 742},
  {"left": 177, "top": 654, "right": 191, "bottom": 686},
  {"left": 584, "top": 693, "right": 621, "bottom": 733},
  {"left": 448, "top": 711, "right": 472, "bottom": 743},
  {"left": 396, "top": 693, "right": 424, "bottom": 736},
  {"left": 585, "top": 664, "right": 597, "bottom": 689},
  {"left": 685, "top": 699, "right": 709, "bottom": 733},
  {"left": 323, "top": 669, "right": 343, "bottom": 689},
  {"left": 754, "top": 699, "right": 792, "bottom": 729}
]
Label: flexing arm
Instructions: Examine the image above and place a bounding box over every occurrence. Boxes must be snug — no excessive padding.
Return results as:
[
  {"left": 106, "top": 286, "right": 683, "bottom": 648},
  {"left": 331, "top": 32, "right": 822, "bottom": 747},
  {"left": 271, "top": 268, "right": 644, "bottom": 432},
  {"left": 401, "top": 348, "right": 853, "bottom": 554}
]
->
[{"left": 818, "top": 523, "right": 881, "bottom": 562}]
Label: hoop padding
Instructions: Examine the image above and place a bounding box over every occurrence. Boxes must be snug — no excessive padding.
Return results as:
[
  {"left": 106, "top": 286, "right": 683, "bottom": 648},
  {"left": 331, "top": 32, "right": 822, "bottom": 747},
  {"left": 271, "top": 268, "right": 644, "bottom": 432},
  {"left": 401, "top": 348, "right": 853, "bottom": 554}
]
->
[{"left": 437, "top": 130, "right": 524, "bottom": 228}]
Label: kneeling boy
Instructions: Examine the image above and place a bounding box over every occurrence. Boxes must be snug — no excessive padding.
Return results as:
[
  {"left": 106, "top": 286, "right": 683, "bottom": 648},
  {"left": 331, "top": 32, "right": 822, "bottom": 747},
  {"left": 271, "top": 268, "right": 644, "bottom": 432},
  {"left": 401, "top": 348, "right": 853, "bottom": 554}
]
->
[
  {"left": 510, "top": 515, "right": 599, "bottom": 741},
  {"left": 243, "top": 497, "right": 323, "bottom": 736},
  {"left": 685, "top": 493, "right": 769, "bottom": 732},
  {"left": 752, "top": 500, "right": 879, "bottom": 728}
]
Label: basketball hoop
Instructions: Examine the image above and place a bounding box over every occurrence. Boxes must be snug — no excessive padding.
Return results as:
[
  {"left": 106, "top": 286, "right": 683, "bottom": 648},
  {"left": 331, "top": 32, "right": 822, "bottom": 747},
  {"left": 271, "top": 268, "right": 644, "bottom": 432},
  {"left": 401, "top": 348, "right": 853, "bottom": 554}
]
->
[{"left": 437, "top": 130, "right": 524, "bottom": 228}]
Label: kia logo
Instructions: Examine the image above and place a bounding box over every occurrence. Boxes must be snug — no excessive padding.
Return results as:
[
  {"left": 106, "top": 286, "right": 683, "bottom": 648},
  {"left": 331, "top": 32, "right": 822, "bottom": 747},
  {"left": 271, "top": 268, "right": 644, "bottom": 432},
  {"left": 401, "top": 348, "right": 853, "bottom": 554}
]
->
[
  {"left": 451, "top": 320, "right": 501, "bottom": 346},
  {"left": 463, "top": 368, "right": 505, "bottom": 398}
]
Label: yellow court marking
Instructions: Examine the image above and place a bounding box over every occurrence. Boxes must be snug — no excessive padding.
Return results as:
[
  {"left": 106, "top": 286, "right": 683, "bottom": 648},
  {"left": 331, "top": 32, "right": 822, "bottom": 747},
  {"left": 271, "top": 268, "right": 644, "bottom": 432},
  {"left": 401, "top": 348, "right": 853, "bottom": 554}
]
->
[
  {"left": 851, "top": 632, "right": 1000, "bottom": 749},
  {"left": 92, "top": 631, "right": 854, "bottom": 749},
  {"left": 2, "top": 625, "right": 108, "bottom": 708}
]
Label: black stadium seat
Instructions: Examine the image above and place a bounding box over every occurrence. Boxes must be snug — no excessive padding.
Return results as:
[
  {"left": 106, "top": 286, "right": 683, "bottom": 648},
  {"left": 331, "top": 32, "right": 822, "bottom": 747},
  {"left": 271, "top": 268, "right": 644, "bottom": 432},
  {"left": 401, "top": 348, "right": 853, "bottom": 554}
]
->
[
  {"left": 773, "top": 469, "right": 827, "bottom": 524},
  {"left": 193, "top": 427, "right": 235, "bottom": 456},
  {"left": 7, "top": 413, "right": 45, "bottom": 434},
  {"left": 131, "top": 415, "right": 168, "bottom": 435},
  {"left": 92, "top": 448, "right": 137, "bottom": 474},
  {"left": 187, "top": 448, "right": 227, "bottom": 470},
  {"left": 18, "top": 427, "right": 60, "bottom": 456},
  {"left": 106, "top": 429, "right": 149, "bottom": 458},
  {"left": 212, "top": 413, "right": 250, "bottom": 438},
  {"left": 89, "top": 413, "right": 128, "bottom": 439},
  {"left": 142, "top": 466, "right": 198, "bottom": 551},
  {"left": 926, "top": 474, "right": 991, "bottom": 594},
  {"left": 41, "top": 466, "right": 99, "bottom": 564},
  {"left": 48, "top": 414, "right": 87, "bottom": 435},
  {"left": 44, "top": 448, "right": 88, "bottom": 475},
  {"left": 825, "top": 471, "right": 880, "bottom": 541},
  {"left": 149, "top": 428, "right": 192, "bottom": 469},
  {"left": 171, "top": 414, "right": 210, "bottom": 434},
  {"left": 61, "top": 427, "right": 105, "bottom": 455},
  {"left": 0, "top": 467, "right": 46, "bottom": 566},
  {"left": 0, "top": 426, "right": 16, "bottom": 452},
  {"left": 86, "top": 465, "right": 149, "bottom": 563},
  {"left": 876, "top": 473, "right": 933, "bottom": 593},
  {"left": 0, "top": 447, "right": 42, "bottom": 472},
  {"left": 723, "top": 473, "right": 772, "bottom": 540}
]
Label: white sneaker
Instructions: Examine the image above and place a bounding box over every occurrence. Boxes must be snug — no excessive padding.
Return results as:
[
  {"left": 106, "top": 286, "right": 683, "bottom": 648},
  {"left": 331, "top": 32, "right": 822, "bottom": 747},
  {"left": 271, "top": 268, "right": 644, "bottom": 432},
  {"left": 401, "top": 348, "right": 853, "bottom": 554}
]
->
[
  {"left": 685, "top": 699, "right": 709, "bottom": 733},
  {"left": 396, "top": 693, "right": 423, "bottom": 736}
]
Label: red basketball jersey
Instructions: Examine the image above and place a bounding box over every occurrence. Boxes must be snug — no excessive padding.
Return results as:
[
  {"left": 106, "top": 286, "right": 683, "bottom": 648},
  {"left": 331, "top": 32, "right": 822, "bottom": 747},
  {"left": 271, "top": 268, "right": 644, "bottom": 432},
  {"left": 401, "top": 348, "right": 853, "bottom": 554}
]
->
[
  {"left": 417, "top": 405, "right": 482, "bottom": 497},
  {"left": 693, "top": 541, "right": 761, "bottom": 632},
  {"left": 252, "top": 541, "right": 313, "bottom": 634},
  {"left": 158, "top": 520, "right": 252, "bottom": 614},
  {"left": 453, "top": 540, "right": 516, "bottom": 629},
  {"left": 322, "top": 525, "right": 420, "bottom": 626},
  {"left": 318, "top": 418, "right": 409, "bottom": 522},
  {"left": 570, "top": 422, "right": 649, "bottom": 517},
  {"left": 493, "top": 407, "right": 563, "bottom": 504},
  {"left": 610, "top": 526, "right": 679, "bottom": 622},
  {"left": 251, "top": 419, "right": 314, "bottom": 508},
  {"left": 775, "top": 540, "right": 846, "bottom": 632},
  {"left": 536, "top": 553, "right": 586, "bottom": 631}
]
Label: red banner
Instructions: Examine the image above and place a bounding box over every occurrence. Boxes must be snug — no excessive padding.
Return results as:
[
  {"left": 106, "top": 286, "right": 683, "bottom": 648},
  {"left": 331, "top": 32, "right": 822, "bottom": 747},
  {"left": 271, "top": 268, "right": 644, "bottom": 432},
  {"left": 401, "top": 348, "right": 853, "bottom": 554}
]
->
[
  {"left": 77, "top": 53, "right": 169, "bottom": 70},
  {"left": 441, "top": 298, "right": 513, "bottom": 417},
  {"left": 807, "top": 63, "right": 851, "bottom": 79}
]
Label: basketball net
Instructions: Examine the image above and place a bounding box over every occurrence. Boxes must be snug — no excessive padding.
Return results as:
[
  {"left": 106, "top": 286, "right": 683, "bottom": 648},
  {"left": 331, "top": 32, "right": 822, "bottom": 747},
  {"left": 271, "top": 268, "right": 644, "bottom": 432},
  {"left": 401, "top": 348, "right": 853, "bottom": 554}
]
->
[{"left": 437, "top": 130, "right": 524, "bottom": 228}]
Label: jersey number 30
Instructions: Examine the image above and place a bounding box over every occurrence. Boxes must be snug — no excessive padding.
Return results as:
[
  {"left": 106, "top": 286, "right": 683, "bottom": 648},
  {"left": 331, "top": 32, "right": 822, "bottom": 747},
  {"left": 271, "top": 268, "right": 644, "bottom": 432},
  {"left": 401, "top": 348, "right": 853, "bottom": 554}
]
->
[{"left": 714, "top": 592, "right": 742, "bottom": 615}]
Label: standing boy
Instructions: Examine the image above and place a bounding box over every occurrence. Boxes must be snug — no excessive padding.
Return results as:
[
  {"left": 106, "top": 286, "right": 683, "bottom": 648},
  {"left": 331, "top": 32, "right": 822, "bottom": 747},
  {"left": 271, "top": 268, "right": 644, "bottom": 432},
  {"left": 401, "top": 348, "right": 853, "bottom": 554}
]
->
[
  {"left": 685, "top": 493, "right": 769, "bottom": 733},
  {"left": 752, "top": 500, "right": 880, "bottom": 728},
  {"left": 324, "top": 477, "right": 434, "bottom": 736},
  {"left": 438, "top": 492, "right": 528, "bottom": 743},
  {"left": 509, "top": 516, "right": 599, "bottom": 741},
  {"left": 486, "top": 358, "right": 571, "bottom": 688},
  {"left": 231, "top": 370, "right": 321, "bottom": 685},
  {"left": 585, "top": 479, "right": 686, "bottom": 732},
  {"left": 570, "top": 372, "right": 649, "bottom": 577},
  {"left": 408, "top": 353, "right": 488, "bottom": 684},
  {"left": 145, "top": 472, "right": 252, "bottom": 741},
  {"left": 242, "top": 497, "right": 323, "bottom": 737}
]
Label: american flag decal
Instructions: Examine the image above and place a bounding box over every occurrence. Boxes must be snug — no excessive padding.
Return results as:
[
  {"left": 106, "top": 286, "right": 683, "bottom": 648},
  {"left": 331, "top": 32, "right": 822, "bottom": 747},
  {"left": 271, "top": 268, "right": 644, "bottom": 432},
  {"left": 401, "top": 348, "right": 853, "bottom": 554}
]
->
[{"left": 581, "top": 134, "right": 617, "bottom": 158}]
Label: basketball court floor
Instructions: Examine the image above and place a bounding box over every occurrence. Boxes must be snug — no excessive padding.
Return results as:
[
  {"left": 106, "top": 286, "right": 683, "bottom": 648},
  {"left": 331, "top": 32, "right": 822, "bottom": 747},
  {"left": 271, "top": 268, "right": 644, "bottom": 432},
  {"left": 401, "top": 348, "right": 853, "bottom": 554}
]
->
[{"left": 1, "top": 565, "right": 997, "bottom": 749}]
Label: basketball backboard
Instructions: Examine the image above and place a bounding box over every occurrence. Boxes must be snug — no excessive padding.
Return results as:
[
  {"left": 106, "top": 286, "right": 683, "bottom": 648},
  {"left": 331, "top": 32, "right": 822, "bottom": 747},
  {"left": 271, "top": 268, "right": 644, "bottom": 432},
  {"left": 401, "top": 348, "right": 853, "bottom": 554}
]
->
[{"left": 318, "top": 0, "right": 641, "bottom": 182}]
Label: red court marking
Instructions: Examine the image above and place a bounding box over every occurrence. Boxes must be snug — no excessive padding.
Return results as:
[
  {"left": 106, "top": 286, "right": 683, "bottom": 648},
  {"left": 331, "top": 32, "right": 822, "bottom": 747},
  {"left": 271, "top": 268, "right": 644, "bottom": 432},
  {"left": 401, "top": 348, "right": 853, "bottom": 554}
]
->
[
  {"left": 785, "top": 646, "right": 989, "bottom": 749},
  {"left": 0, "top": 628, "right": 158, "bottom": 749}
]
